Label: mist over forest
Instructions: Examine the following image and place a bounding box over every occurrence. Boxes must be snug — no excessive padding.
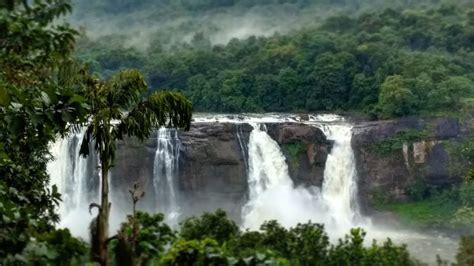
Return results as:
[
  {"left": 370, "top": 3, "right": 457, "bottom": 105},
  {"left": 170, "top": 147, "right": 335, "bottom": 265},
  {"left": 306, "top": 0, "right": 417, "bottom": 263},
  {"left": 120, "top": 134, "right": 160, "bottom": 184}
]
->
[
  {"left": 72, "top": 0, "right": 474, "bottom": 116},
  {"left": 71, "top": 0, "right": 473, "bottom": 48}
]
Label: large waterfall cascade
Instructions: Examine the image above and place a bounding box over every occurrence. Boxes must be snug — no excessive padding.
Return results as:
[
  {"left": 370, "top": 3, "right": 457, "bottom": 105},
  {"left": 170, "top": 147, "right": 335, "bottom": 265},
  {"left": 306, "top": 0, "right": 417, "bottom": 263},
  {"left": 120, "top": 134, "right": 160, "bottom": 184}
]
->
[
  {"left": 242, "top": 123, "right": 323, "bottom": 229},
  {"left": 48, "top": 115, "right": 361, "bottom": 237},
  {"left": 153, "top": 128, "right": 181, "bottom": 226},
  {"left": 48, "top": 114, "right": 458, "bottom": 263},
  {"left": 241, "top": 118, "right": 364, "bottom": 234}
]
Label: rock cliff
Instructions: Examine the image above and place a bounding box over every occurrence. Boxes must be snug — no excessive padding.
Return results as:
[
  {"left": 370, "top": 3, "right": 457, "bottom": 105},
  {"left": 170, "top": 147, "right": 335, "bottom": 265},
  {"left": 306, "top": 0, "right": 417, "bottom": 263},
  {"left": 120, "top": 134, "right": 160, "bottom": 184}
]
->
[
  {"left": 352, "top": 117, "right": 469, "bottom": 212},
  {"left": 110, "top": 116, "right": 471, "bottom": 218},
  {"left": 111, "top": 122, "right": 332, "bottom": 221}
]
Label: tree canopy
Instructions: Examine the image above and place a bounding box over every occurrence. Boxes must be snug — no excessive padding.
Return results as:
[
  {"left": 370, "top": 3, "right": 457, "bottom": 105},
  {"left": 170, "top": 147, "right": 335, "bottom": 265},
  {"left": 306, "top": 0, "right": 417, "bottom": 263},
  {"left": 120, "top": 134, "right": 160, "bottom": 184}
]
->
[{"left": 77, "top": 2, "right": 474, "bottom": 117}]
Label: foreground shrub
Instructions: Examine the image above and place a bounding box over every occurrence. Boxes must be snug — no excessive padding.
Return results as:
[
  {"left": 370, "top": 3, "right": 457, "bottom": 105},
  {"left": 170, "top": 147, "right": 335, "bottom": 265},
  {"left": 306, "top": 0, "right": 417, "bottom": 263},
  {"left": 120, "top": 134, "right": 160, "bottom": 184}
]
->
[
  {"left": 457, "top": 235, "right": 474, "bottom": 266},
  {"left": 179, "top": 209, "right": 239, "bottom": 244},
  {"left": 112, "top": 212, "right": 174, "bottom": 266}
]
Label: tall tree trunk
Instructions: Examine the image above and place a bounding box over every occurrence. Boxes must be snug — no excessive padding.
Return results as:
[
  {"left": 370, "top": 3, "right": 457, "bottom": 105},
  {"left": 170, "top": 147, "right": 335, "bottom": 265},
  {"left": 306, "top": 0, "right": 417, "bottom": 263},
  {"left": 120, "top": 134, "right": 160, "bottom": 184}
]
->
[{"left": 94, "top": 163, "right": 110, "bottom": 265}]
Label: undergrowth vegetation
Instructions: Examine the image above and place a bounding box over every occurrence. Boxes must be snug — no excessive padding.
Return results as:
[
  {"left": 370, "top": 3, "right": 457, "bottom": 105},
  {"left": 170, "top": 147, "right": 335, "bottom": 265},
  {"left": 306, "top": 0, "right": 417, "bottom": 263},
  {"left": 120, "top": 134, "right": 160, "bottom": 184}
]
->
[{"left": 112, "top": 210, "right": 416, "bottom": 266}]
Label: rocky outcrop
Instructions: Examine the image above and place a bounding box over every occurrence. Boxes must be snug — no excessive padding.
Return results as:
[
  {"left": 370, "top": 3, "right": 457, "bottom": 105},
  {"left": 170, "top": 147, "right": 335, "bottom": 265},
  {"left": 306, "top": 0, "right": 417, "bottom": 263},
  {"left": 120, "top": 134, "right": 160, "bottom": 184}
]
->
[
  {"left": 177, "top": 123, "right": 252, "bottom": 220},
  {"left": 352, "top": 117, "right": 467, "bottom": 212},
  {"left": 112, "top": 135, "right": 157, "bottom": 211},
  {"left": 110, "top": 122, "right": 332, "bottom": 220},
  {"left": 266, "top": 123, "right": 332, "bottom": 187},
  {"left": 111, "top": 116, "right": 471, "bottom": 218}
]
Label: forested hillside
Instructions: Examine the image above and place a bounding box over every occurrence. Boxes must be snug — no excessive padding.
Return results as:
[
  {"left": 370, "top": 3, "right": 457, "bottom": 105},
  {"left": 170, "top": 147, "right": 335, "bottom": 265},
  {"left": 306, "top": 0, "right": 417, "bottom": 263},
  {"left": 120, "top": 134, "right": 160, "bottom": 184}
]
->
[{"left": 75, "top": 0, "right": 474, "bottom": 116}]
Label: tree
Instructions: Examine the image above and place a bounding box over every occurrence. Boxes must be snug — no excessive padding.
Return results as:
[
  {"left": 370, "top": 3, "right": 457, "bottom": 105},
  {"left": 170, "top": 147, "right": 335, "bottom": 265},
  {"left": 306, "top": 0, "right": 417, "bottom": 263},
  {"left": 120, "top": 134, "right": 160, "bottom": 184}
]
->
[
  {"left": 428, "top": 76, "right": 473, "bottom": 109},
  {"left": 113, "top": 212, "right": 174, "bottom": 266},
  {"left": 79, "top": 69, "right": 192, "bottom": 265},
  {"left": 0, "top": 0, "right": 89, "bottom": 261},
  {"left": 378, "top": 75, "right": 416, "bottom": 117},
  {"left": 309, "top": 52, "right": 356, "bottom": 110}
]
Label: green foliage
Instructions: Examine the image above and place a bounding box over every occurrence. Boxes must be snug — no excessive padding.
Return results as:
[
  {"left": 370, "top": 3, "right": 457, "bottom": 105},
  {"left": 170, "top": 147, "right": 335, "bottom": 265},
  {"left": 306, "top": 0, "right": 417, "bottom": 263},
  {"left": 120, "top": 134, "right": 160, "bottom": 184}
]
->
[
  {"left": 456, "top": 235, "right": 474, "bottom": 266},
  {"left": 406, "top": 177, "right": 430, "bottom": 201},
  {"left": 370, "top": 188, "right": 393, "bottom": 208},
  {"left": 286, "top": 222, "right": 330, "bottom": 265},
  {"left": 160, "top": 238, "right": 289, "bottom": 266},
  {"left": 377, "top": 167, "right": 474, "bottom": 232},
  {"left": 113, "top": 212, "right": 175, "bottom": 266},
  {"left": 446, "top": 137, "right": 474, "bottom": 178},
  {"left": 0, "top": 0, "right": 90, "bottom": 262},
  {"left": 179, "top": 209, "right": 239, "bottom": 244},
  {"left": 1, "top": 228, "right": 87, "bottom": 265},
  {"left": 159, "top": 238, "right": 227, "bottom": 266},
  {"left": 33, "top": 229, "right": 87, "bottom": 266},
  {"left": 283, "top": 142, "right": 306, "bottom": 168},
  {"left": 78, "top": 68, "right": 192, "bottom": 264},
  {"left": 378, "top": 75, "right": 416, "bottom": 117},
  {"left": 451, "top": 207, "right": 474, "bottom": 228},
  {"left": 329, "top": 229, "right": 413, "bottom": 266},
  {"left": 159, "top": 211, "right": 416, "bottom": 266},
  {"left": 380, "top": 187, "right": 465, "bottom": 230},
  {"left": 76, "top": 2, "right": 474, "bottom": 117},
  {"left": 428, "top": 76, "right": 474, "bottom": 109},
  {"left": 371, "top": 129, "right": 429, "bottom": 156},
  {"left": 460, "top": 182, "right": 474, "bottom": 207},
  {"left": 284, "top": 142, "right": 306, "bottom": 159}
]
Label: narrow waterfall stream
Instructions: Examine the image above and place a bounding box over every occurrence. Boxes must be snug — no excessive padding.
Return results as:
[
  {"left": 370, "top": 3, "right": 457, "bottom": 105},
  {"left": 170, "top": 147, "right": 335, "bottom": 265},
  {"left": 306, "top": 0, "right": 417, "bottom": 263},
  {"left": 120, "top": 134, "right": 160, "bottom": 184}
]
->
[
  {"left": 236, "top": 125, "right": 249, "bottom": 172},
  {"left": 319, "top": 123, "right": 363, "bottom": 231},
  {"left": 153, "top": 128, "right": 181, "bottom": 226}
]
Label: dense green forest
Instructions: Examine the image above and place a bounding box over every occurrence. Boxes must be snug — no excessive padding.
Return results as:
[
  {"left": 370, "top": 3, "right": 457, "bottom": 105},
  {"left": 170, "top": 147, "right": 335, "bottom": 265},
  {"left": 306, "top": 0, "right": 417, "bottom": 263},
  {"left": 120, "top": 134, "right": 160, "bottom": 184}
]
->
[{"left": 75, "top": 0, "right": 474, "bottom": 117}]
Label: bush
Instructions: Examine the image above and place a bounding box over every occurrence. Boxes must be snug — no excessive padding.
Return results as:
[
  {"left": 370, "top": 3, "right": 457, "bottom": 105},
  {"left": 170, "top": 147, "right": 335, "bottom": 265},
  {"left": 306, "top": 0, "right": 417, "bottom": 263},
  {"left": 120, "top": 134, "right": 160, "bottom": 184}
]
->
[
  {"left": 179, "top": 209, "right": 239, "bottom": 244},
  {"left": 6, "top": 229, "right": 87, "bottom": 266},
  {"left": 456, "top": 235, "right": 474, "bottom": 266},
  {"left": 378, "top": 75, "right": 417, "bottom": 117},
  {"left": 112, "top": 212, "right": 174, "bottom": 266},
  {"left": 330, "top": 229, "right": 413, "bottom": 266},
  {"left": 159, "top": 238, "right": 227, "bottom": 266},
  {"left": 460, "top": 182, "right": 474, "bottom": 207}
]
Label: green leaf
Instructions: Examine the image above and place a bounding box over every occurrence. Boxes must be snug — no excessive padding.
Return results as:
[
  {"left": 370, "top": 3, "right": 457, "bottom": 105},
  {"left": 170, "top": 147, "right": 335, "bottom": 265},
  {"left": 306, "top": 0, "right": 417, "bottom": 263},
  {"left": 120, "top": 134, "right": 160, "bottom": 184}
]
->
[
  {"left": 40, "top": 91, "right": 51, "bottom": 105},
  {"left": 68, "top": 94, "right": 86, "bottom": 104},
  {"left": 0, "top": 87, "right": 11, "bottom": 106}
]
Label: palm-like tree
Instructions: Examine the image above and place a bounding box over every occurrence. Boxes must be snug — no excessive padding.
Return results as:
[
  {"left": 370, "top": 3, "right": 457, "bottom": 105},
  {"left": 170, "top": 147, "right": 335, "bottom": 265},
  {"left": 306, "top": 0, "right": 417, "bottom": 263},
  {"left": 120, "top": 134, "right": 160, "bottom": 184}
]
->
[{"left": 78, "top": 69, "right": 192, "bottom": 265}]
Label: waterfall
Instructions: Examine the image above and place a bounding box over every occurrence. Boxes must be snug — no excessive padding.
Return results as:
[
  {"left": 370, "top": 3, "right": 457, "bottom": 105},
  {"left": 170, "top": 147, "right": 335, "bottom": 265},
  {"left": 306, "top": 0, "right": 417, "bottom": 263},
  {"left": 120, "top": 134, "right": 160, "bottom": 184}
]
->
[
  {"left": 242, "top": 124, "right": 324, "bottom": 229},
  {"left": 236, "top": 125, "right": 249, "bottom": 172},
  {"left": 242, "top": 120, "right": 362, "bottom": 234},
  {"left": 318, "top": 123, "right": 361, "bottom": 230},
  {"left": 153, "top": 128, "right": 181, "bottom": 226},
  {"left": 48, "top": 130, "right": 99, "bottom": 239}
]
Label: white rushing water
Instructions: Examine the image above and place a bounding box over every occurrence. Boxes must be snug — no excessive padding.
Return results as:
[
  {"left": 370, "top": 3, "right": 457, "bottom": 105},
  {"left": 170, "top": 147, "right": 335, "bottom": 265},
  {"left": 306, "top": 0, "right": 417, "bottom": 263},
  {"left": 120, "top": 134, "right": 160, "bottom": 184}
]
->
[
  {"left": 241, "top": 119, "right": 362, "bottom": 236},
  {"left": 47, "top": 130, "right": 99, "bottom": 239},
  {"left": 319, "top": 123, "right": 362, "bottom": 232},
  {"left": 239, "top": 115, "right": 457, "bottom": 264},
  {"left": 242, "top": 123, "right": 324, "bottom": 229},
  {"left": 153, "top": 128, "right": 181, "bottom": 226}
]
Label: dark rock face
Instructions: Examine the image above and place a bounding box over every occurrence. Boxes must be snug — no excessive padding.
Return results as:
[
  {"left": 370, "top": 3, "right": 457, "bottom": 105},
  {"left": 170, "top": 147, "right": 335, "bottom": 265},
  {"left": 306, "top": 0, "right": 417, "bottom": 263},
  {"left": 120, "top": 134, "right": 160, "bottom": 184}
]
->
[
  {"left": 177, "top": 123, "right": 252, "bottom": 221},
  {"left": 112, "top": 135, "right": 156, "bottom": 212},
  {"left": 352, "top": 117, "right": 465, "bottom": 212},
  {"left": 110, "top": 122, "right": 331, "bottom": 220},
  {"left": 266, "top": 123, "right": 332, "bottom": 187},
  {"left": 110, "top": 116, "right": 468, "bottom": 219}
]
